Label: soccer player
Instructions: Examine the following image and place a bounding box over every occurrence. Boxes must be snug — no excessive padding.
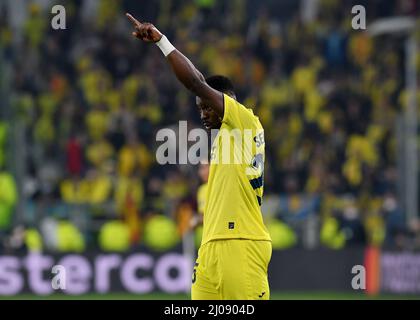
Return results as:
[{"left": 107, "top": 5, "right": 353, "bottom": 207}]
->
[{"left": 126, "top": 13, "right": 272, "bottom": 300}]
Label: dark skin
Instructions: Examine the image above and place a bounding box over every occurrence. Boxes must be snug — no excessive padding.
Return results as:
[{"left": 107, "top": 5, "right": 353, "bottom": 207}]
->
[{"left": 126, "top": 13, "right": 235, "bottom": 130}]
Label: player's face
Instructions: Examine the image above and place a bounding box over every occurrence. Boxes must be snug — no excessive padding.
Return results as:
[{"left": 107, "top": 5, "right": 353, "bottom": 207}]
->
[{"left": 196, "top": 97, "right": 221, "bottom": 130}]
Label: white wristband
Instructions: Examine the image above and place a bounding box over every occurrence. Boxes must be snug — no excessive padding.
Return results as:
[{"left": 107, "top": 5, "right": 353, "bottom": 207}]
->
[{"left": 155, "top": 35, "right": 176, "bottom": 57}]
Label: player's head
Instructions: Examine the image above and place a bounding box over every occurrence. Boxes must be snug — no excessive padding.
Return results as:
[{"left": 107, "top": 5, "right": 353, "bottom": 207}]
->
[{"left": 196, "top": 75, "right": 236, "bottom": 130}]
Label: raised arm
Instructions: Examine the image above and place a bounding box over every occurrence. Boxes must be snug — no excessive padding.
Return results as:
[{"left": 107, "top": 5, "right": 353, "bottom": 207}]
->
[{"left": 126, "top": 13, "right": 224, "bottom": 118}]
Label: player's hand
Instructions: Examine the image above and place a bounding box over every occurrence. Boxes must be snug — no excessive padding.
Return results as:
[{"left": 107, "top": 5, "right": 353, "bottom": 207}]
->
[{"left": 126, "top": 13, "right": 163, "bottom": 43}]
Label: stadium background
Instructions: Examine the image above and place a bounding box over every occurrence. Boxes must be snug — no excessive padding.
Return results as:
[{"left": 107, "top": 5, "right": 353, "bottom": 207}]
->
[{"left": 0, "top": 0, "right": 419, "bottom": 299}]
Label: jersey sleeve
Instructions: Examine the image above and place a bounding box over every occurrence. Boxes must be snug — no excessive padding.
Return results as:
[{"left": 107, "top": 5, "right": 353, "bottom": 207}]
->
[{"left": 222, "top": 94, "right": 257, "bottom": 129}]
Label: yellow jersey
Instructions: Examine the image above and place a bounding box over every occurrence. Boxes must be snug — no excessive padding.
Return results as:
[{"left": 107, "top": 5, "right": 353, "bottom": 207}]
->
[{"left": 201, "top": 94, "right": 271, "bottom": 245}]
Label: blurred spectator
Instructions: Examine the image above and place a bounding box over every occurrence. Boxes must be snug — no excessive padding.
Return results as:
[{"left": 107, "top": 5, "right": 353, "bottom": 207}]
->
[
  {"left": 66, "top": 134, "right": 84, "bottom": 176},
  {"left": 0, "top": 171, "right": 18, "bottom": 232}
]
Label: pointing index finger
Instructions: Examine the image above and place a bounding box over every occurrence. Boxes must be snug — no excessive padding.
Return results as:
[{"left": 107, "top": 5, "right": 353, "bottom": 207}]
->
[{"left": 126, "top": 13, "right": 141, "bottom": 27}]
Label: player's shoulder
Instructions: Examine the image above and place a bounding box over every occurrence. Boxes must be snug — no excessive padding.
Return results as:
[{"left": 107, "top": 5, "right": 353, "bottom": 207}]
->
[{"left": 223, "top": 94, "right": 261, "bottom": 128}]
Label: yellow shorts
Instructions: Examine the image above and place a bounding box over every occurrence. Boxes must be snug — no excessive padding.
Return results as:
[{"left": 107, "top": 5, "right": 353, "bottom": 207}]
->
[{"left": 191, "top": 239, "right": 272, "bottom": 300}]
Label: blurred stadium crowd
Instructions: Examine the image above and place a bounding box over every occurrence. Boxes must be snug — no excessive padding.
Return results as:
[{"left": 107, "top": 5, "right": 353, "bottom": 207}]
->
[{"left": 0, "top": 0, "right": 419, "bottom": 253}]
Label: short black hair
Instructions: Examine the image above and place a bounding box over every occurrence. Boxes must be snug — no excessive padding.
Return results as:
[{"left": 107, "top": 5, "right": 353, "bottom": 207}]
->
[{"left": 205, "top": 75, "right": 235, "bottom": 95}]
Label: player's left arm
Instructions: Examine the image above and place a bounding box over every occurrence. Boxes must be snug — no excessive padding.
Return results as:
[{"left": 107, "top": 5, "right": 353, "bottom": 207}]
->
[{"left": 126, "top": 13, "right": 224, "bottom": 118}]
